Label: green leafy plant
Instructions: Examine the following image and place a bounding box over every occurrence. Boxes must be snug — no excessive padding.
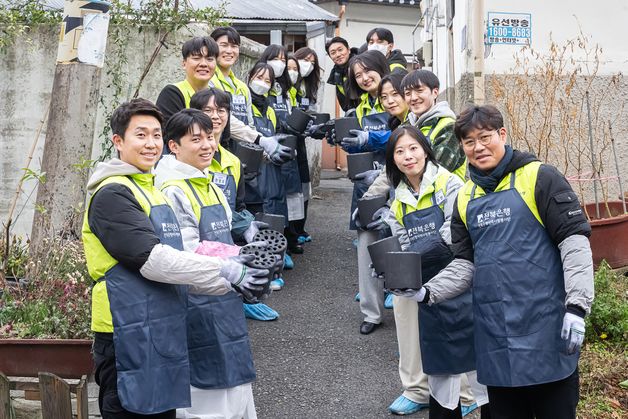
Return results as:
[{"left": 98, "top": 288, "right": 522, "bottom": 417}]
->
[
  {"left": 0, "top": 238, "right": 92, "bottom": 339},
  {"left": 0, "top": 0, "right": 61, "bottom": 50},
  {"left": 0, "top": 235, "right": 29, "bottom": 279},
  {"left": 585, "top": 261, "right": 628, "bottom": 344}
]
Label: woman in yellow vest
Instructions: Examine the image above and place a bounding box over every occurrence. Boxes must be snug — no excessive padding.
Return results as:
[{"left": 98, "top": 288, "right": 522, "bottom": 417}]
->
[{"left": 384, "top": 126, "right": 490, "bottom": 418}]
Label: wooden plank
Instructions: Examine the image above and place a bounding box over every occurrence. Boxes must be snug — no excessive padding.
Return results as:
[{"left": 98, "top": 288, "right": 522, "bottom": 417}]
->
[
  {"left": 39, "top": 372, "right": 72, "bottom": 419},
  {"left": 75, "top": 375, "right": 89, "bottom": 419},
  {"left": 0, "top": 372, "right": 13, "bottom": 419}
]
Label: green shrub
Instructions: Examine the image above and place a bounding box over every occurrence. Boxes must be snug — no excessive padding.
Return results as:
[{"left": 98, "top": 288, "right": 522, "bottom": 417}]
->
[{"left": 585, "top": 261, "right": 628, "bottom": 345}]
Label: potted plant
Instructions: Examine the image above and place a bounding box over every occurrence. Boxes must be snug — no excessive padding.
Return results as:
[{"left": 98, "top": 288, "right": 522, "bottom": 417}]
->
[
  {"left": 490, "top": 33, "right": 628, "bottom": 268},
  {"left": 0, "top": 236, "right": 93, "bottom": 378}
]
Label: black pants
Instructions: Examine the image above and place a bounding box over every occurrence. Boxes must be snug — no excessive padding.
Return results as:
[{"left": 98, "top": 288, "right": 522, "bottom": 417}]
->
[
  {"left": 429, "top": 396, "right": 492, "bottom": 419},
  {"left": 93, "top": 333, "right": 176, "bottom": 419},
  {"left": 292, "top": 199, "right": 309, "bottom": 235},
  {"left": 486, "top": 369, "right": 579, "bottom": 419}
]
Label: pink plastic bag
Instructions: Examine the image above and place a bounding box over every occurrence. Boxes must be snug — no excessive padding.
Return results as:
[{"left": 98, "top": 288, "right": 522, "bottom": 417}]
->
[{"left": 194, "top": 240, "right": 241, "bottom": 258}]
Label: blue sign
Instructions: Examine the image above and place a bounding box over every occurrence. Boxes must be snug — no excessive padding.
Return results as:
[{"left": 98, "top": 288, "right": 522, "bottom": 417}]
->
[{"left": 487, "top": 12, "right": 531, "bottom": 45}]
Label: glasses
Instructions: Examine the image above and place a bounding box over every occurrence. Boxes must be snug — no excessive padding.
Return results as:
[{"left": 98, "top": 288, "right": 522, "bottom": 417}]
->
[
  {"left": 461, "top": 130, "right": 499, "bottom": 150},
  {"left": 204, "top": 107, "right": 228, "bottom": 117}
]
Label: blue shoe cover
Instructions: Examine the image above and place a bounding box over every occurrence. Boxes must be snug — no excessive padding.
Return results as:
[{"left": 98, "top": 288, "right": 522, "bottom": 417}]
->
[
  {"left": 354, "top": 292, "right": 361, "bottom": 302},
  {"left": 243, "top": 303, "right": 279, "bottom": 321},
  {"left": 352, "top": 238, "right": 358, "bottom": 248},
  {"left": 462, "top": 403, "right": 478, "bottom": 417},
  {"left": 384, "top": 292, "right": 394, "bottom": 309},
  {"left": 297, "top": 236, "right": 306, "bottom": 245},
  {"left": 284, "top": 254, "right": 294, "bottom": 269},
  {"left": 270, "top": 278, "right": 284, "bottom": 290},
  {"left": 388, "top": 395, "right": 428, "bottom": 415}
]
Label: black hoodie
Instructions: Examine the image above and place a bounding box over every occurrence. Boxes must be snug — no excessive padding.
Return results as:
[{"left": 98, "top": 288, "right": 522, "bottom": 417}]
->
[
  {"left": 451, "top": 150, "right": 591, "bottom": 262},
  {"left": 387, "top": 49, "right": 408, "bottom": 74}
]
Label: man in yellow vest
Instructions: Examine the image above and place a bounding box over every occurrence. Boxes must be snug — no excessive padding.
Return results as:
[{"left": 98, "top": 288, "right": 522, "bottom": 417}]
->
[
  {"left": 326, "top": 36, "right": 359, "bottom": 112},
  {"left": 156, "top": 35, "right": 291, "bottom": 162},
  {"left": 83, "top": 99, "right": 268, "bottom": 418},
  {"left": 408, "top": 105, "right": 594, "bottom": 418}
]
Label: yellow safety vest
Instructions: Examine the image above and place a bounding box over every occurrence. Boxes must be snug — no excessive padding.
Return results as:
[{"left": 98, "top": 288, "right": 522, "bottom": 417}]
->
[
  {"left": 252, "top": 103, "right": 277, "bottom": 129},
  {"left": 82, "top": 174, "right": 170, "bottom": 332},
  {"left": 420, "top": 116, "right": 467, "bottom": 180},
  {"left": 355, "top": 92, "right": 385, "bottom": 127},
  {"left": 208, "top": 144, "right": 242, "bottom": 186},
  {"left": 457, "top": 161, "right": 543, "bottom": 228},
  {"left": 391, "top": 172, "right": 452, "bottom": 225},
  {"left": 173, "top": 79, "right": 197, "bottom": 109},
  {"left": 211, "top": 70, "right": 250, "bottom": 103}
]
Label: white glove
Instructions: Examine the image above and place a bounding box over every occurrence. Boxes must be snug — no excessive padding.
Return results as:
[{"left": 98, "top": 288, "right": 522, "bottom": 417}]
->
[
  {"left": 353, "top": 169, "right": 380, "bottom": 186},
  {"left": 388, "top": 286, "right": 426, "bottom": 302},
  {"left": 243, "top": 221, "right": 269, "bottom": 243},
  {"left": 259, "top": 135, "right": 293, "bottom": 164},
  {"left": 351, "top": 207, "right": 363, "bottom": 229},
  {"left": 561, "top": 312, "right": 585, "bottom": 355},
  {"left": 366, "top": 206, "right": 389, "bottom": 231},
  {"left": 220, "top": 255, "right": 269, "bottom": 297},
  {"left": 341, "top": 129, "right": 369, "bottom": 151}
]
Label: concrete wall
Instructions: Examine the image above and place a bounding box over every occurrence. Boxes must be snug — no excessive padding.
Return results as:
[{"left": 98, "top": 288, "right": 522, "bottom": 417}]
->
[{"left": 0, "top": 24, "right": 265, "bottom": 237}]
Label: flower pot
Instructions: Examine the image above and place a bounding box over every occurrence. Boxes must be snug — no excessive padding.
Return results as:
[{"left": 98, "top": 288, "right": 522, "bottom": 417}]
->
[
  {"left": 254, "top": 212, "right": 285, "bottom": 233},
  {"left": 287, "top": 108, "right": 313, "bottom": 133},
  {"left": 357, "top": 195, "right": 387, "bottom": 227},
  {"left": 234, "top": 142, "right": 264, "bottom": 175},
  {"left": 334, "top": 117, "right": 360, "bottom": 144},
  {"left": 346, "top": 152, "right": 375, "bottom": 180},
  {"left": 0, "top": 339, "right": 94, "bottom": 379},
  {"left": 585, "top": 201, "right": 628, "bottom": 269},
  {"left": 309, "top": 112, "right": 330, "bottom": 124},
  {"left": 367, "top": 236, "right": 402, "bottom": 275},
  {"left": 384, "top": 252, "right": 423, "bottom": 290},
  {"left": 278, "top": 134, "right": 298, "bottom": 157}
]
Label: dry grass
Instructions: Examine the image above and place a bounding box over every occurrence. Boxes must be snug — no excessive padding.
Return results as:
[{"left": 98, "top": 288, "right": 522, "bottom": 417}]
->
[{"left": 578, "top": 343, "right": 628, "bottom": 418}]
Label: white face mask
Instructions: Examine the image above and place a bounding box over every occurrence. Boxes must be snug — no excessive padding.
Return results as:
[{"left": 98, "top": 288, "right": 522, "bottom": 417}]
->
[
  {"left": 249, "top": 79, "right": 271, "bottom": 96},
  {"left": 368, "top": 43, "right": 389, "bottom": 56},
  {"left": 298, "top": 60, "right": 314, "bottom": 78},
  {"left": 268, "top": 59, "right": 286, "bottom": 77},
  {"left": 288, "top": 69, "right": 299, "bottom": 84}
]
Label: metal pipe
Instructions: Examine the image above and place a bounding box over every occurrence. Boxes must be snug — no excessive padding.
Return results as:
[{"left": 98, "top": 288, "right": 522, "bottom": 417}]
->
[
  {"left": 609, "top": 121, "right": 627, "bottom": 214},
  {"left": 585, "top": 91, "right": 600, "bottom": 219}
]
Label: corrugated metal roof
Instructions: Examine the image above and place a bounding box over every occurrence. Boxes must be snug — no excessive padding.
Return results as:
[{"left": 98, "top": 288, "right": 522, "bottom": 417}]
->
[{"left": 39, "top": 0, "right": 338, "bottom": 22}]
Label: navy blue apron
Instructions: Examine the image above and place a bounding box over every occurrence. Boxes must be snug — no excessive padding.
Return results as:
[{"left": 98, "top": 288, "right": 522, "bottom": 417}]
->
[
  {"left": 349, "top": 109, "right": 390, "bottom": 230},
  {"left": 269, "top": 95, "right": 302, "bottom": 195},
  {"left": 269, "top": 93, "right": 290, "bottom": 127},
  {"left": 105, "top": 177, "right": 190, "bottom": 414},
  {"left": 183, "top": 180, "right": 256, "bottom": 389},
  {"left": 467, "top": 172, "right": 578, "bottom": 387},
  {"left": 249, "top": 110, "right": 289, "bottom": 220},
  {"left": 210, "top": 167, "right": 237, "bottom": 211},
  {"left": 402, "top": 197, "right": 475, "bottom": 375}
]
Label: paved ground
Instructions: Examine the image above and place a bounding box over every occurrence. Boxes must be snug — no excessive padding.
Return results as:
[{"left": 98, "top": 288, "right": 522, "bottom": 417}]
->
[{"left": 248, "top": 172, "right": 428, "bottom": 418}]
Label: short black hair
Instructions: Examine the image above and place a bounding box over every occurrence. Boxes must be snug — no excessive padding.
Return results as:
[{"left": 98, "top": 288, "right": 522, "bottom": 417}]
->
[
  {"left": 346, "top": 50, "right": 390, "bottom": 100},
  {"left": 454, "top": 105, "right": 504, "bottom": 141},
  {"left": 366, "top": 27, "right": 394, "bottom": 44},
  {"left": 326, "top": 36, "right": 349, "bottom": 54},
  {"left": 400, "top": 69, "right": 440, "bottom": 93},
  {"left": 190, "top": 88, "right": 232, "bottom": 146},
  {"left": 164, "top": 109, "right": 214, "bottom": 146},
  {"left": 110, "top": 98, "right": 163, "bottom": 138},
  {"left": 181, "top": 36, "right": 219, "bottom": 59},
  {"left": 385, "top": 126, "right": 438, "bottom": 188},
  {"left": 210, "top": 26, "right": 241, "bottom": 46},
  {"left": 377, "top": 72, "right": 406, "bottom": 100}
]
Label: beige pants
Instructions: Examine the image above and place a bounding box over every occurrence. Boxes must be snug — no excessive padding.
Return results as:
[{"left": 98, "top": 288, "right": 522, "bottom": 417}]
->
[{"left": 393, "top": 296, "right": 475, "bottom": 405}]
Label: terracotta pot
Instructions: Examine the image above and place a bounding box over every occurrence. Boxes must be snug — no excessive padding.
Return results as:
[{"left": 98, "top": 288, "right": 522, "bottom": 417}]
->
[
  {"left": 585, "top": 201, "right": 628, "bottom": 268},
  {"left": 0, "top": 339, "right": 94, "bottom": 378}
]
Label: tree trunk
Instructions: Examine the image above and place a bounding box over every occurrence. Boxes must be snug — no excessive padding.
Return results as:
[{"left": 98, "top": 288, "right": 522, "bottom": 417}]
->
[{"left": 30, "top": 63, "right": 102, "bottom": 254}]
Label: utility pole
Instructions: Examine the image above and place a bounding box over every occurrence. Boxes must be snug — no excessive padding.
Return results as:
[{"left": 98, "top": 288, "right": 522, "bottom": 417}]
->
[{"left": 30, "top": 1, "right": 111, "bottom": 254}]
